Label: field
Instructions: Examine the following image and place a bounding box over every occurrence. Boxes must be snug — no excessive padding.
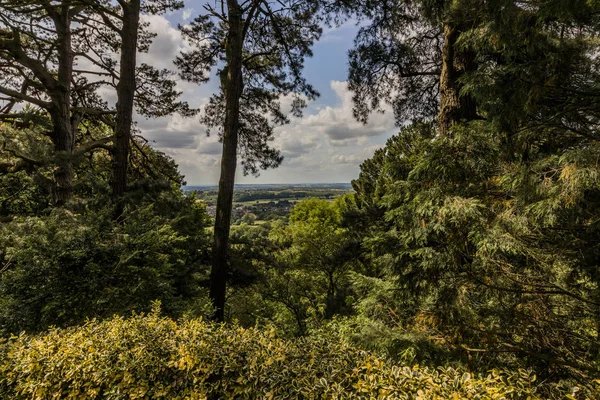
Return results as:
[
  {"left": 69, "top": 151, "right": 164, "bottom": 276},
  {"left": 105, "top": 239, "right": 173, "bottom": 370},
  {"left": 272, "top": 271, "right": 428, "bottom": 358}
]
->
[{"left": 183, "top": 183, "right": 353, "bottom": 223}]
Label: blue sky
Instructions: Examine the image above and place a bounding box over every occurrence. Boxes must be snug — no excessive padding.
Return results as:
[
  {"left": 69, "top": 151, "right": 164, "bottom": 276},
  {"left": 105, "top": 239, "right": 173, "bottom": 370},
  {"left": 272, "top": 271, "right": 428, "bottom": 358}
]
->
[{"left": 133, "top": 5, "right": 398, "bottom": 185}]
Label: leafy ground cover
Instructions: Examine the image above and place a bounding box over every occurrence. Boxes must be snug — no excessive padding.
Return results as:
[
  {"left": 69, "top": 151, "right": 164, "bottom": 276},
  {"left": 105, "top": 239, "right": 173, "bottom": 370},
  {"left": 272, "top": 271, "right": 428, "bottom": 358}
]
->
[{"left": 0, "top": 307, "right": 587, "bottom": 399}]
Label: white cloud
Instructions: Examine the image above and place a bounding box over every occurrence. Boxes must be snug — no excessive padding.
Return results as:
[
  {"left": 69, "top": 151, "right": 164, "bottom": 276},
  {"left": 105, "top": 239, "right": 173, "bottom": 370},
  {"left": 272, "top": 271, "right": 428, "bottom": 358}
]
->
[
  {"left": 139, "top": 15, "right": 188, "bottom": 71},
  {"left": 134, "top": 78, "right": 397, "bottom": 184},
  {"left": 330, "top": 144, "right": 384, "bottom": 165},
  {"left": 145, "top": 79, "right": 397, "bottom": 184},
  {"left": 138, "top": 14, "right": 213, "bottom": 96},
  {"left": 331, "top": 154, "right": 363, "bottom": 165},
  {"left": 77, "top": 11, "right": 398, "bottom": 185},
  {"left": 182, "top": 8, "right": 194, "bottom": 21},
  {"left": 321, "top": 19, "right": 360, "bottom": 43},
  {"left": 123, "top": 16, "right": 396, "bottom": 185},
  {"left": 196, "top": 137, "right": 222, "bottom": 155},
  {"left": 302, "top": 81, "right": 395, "bottom": 145}
]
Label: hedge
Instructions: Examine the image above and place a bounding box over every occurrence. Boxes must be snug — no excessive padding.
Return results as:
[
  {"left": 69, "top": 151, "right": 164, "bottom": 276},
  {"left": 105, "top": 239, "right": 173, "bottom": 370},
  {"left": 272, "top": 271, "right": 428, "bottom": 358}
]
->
[{"left": 0, "top": 308, "right": 582, "bottom": 399}]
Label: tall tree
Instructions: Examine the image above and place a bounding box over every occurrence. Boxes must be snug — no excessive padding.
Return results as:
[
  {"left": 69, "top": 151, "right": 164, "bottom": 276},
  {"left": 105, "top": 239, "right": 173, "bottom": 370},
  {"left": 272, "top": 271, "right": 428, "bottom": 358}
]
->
[
  {"left": 177, "top": 0, "right": 321, "bottom": 320},
  {"left": 0, "top": 0, "right": 189, "bottom": 210},
  {"left": 343, "top": 0, "right": 600, "bottom": 382},
  {"left": 0, "top": 0, "right": 99, "bottom": 205},
  {"left": 73, "top": 0, "right": 187, "bottom": 216},
  {"left": 113, "top": 0, "right": 143, "bottom": 209}
]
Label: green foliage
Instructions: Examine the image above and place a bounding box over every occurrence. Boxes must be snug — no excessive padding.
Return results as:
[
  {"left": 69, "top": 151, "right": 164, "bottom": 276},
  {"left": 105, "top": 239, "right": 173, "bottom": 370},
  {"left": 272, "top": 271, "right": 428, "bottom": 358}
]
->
[
  {"left": 0, "top": 120, "right": 211, "bottom": 336},
  {"left": 0, "top": 123, "right": 55, "bottom": 215},
  {"left": 349, "top": 119, "right": 600, "bottom": 383},
  {"left": 0, "top": 170, "right": 49, "bottom": 217},
  {"left": 289, "top": 197, "right": 342, "bottom": 225},
  {"left": 0, "top": 190, "right": 212, "bottom": 335},
  {"left": 3, "top": 0, "right": 600, "bottom": 394},
  {"left": 176, "top": 0, "right": 322, "bottom": 175},
  {"left": 0, "top": 310, "right": 555, "bottom": 399},
  {"left": 334, "top": 0, "right": 600, "bottom": 386},
  {"left": 224, "top": 199, "right": 359, "bottom": 336}
]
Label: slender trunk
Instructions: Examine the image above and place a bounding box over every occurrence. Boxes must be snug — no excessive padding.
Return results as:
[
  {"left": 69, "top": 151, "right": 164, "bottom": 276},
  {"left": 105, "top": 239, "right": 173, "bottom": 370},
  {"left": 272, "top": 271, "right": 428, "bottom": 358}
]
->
[
  {"left": 438, "top": 23, "right": 477, "bottom": 136},
  {"left": 112, "top": 0, "right": 140, "bottom": 217},
  {"left": 50, "top": 8, "right": 74, "bottom": 207},
  {"left": 292, "top": 306, "right": 307, "bottom": 337},
  {"left": 325, "top": 270, "right": 336, "bottom": 319},
  {"left": 210, "top": 0, "right": 244, "bottom": 322}
]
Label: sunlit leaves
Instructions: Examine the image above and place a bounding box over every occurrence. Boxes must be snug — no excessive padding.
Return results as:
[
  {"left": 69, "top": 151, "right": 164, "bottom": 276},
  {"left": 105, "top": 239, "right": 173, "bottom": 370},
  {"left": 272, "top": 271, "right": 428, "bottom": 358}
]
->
[{"left": 0, "top": 311, "right": 546, "bottom": 399}]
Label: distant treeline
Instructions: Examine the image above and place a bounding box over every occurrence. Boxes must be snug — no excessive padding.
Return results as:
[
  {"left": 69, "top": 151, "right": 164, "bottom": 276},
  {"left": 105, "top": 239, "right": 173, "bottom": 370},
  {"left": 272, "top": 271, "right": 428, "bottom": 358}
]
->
[
  {"left": 193, "top": 189, "right": 347, "bottom": 204},
  {"left": 237, "top": 191, "right": 311, "bottom": 202}
]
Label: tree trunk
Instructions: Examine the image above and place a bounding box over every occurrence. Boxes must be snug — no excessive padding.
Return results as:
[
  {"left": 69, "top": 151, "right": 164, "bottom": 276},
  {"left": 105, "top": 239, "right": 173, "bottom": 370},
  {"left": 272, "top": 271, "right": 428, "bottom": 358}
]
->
[
  {"left": 50, "top": 9, "right": 75, "bottom": 207},
  {"left": 112, "top": 0, "right": 140, "bottom": 218},
  {"left": 325, "top": 270, "right": 336, "bottom": 319},
  {"left": 50, "top": 105, "right": 74, "bottom": 207},
  {"left": 209, "top": 0, "right": 245, "bottom": 322},
  {"left": 438, "top": 23, "right": 477, "bottom": 136}
]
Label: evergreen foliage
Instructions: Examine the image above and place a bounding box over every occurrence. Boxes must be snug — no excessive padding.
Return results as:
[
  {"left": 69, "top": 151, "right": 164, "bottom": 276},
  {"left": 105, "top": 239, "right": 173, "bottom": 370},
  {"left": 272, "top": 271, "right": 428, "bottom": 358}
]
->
[
  {"left": 0, "top": 122, "right": 212, "bottom": 335},
  {"left": 225, "top": 199, "right": 356, "bottom": 336},
  {"left": 0, "top": 200, "right": 211, "bottom": 335},
  {"left": 326, "top": 0, "right": 600, "bottom": 386},
  {"left": 176, "top": 0, "right": 321, "bottom": 175},
  {"left": 175, "top": 0, "right": 323, "bottom": 321},
  {"left": 348, "top": 100, "right": 600, "bottom": 383}
]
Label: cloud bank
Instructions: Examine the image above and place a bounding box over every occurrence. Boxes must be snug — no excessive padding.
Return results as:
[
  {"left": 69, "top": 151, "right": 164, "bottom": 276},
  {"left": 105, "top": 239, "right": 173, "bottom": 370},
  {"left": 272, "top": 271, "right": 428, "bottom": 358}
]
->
[{"left": 129, "top": 16, "right": 399, "bottom": 184}]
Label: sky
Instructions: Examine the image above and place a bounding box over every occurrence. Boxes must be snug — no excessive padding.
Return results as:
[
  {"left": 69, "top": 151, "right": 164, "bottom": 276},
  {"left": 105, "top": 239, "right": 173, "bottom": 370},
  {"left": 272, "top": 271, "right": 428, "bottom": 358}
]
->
[{"left": 133, "top": 5, "right": 398, "bottom": 185}]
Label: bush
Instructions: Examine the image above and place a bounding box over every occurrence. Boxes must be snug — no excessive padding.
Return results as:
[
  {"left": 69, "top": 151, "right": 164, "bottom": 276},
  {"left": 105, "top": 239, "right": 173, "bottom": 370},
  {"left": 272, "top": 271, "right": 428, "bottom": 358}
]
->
[
  {"left": 0, "top": 199, "right": 211, "bottom": 335},
  {"left": 0, "top": 308, "right": 567, "bottom": 399}
]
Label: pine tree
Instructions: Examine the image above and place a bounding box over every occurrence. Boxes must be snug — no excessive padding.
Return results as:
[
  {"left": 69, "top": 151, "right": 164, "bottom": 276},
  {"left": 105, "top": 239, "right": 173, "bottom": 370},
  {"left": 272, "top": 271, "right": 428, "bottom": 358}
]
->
[
  {"left": 0, "top": 1, "right": 96, "bottom": 205},
  {"left": 176, "top": 0, "right": 321, "bottom": 321},
  {"left": 329, "top": 0, "right": 481, "bottom": 133},
  {"left": 79, "top": 0, "right": 188, "bottom": 216},
  {"left": 0, "top": 0, "right": 190, "bottom": 210}
]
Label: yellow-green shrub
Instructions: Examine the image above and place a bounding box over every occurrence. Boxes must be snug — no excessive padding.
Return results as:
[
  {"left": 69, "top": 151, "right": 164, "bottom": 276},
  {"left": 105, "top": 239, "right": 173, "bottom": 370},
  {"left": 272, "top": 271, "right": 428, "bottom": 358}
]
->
[{"left": 0, "top": 309, "right": 578, "bottom": 399}]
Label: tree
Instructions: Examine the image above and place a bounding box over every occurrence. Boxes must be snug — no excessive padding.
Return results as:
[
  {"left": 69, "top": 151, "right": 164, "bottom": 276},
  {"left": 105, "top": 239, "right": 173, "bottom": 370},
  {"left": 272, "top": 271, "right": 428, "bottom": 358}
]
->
[
  {"left": 329, "top": 0, "right": 480, "bottom": 134},
  {"left": 343, "top": 0, "right": 600, "bottom": 383},
  {"left": 79, "top": 0, "right": 188, "bottom": 215},
  {"left": 177, "top": 0, "right": 322, "bottom": 320},
  {"left": 0, "top": 1, "right": 102, "bottom": 205},
  {"left": 0, "top": 0, "right": 190, "bottom": 211},
  {"left": 286, "top": 198, "right": 354, "bottom": 318},
  {"left": 0, "top": 121, "right": 53, "bottom": 215},
  {"left": 0, "top": 140, "right": 212, "bottom": 335},
  {"left": 236, "top": 198, "right": 356, "bottom": 335}
]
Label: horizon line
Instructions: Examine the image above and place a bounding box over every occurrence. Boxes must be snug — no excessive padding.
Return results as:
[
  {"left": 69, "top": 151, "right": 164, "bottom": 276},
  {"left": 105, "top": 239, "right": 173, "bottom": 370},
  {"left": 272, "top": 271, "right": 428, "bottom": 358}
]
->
[{"left": 182, "top": 182, "right": 352, "bottom": 186}]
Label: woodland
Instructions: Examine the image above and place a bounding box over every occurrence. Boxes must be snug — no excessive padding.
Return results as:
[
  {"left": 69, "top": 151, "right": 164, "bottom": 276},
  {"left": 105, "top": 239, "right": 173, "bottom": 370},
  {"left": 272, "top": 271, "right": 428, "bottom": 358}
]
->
[{"left": 1, "top": 0, "right": 600, "bottom": 398}]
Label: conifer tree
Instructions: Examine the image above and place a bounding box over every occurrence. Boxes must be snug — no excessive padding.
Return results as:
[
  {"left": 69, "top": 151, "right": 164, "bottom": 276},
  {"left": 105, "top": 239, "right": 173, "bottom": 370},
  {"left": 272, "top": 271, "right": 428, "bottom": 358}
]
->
[
  {"left": 0, "top": 0, "right": 189, "bottom": 210},
  {"left": 0, "top": 1, "right": 99, "bottom": 205},
  {"left": 330, "top": 0, "right": 480, "bottom": 133},
  {"left": 79, "top": 0, "right": 188, "bottom": 215},
  {"left": 343, "top": 0, "right": 600, "bottom": 381},
  {"left": 177, "top": 0, "right": 321, "bottom": 321}
]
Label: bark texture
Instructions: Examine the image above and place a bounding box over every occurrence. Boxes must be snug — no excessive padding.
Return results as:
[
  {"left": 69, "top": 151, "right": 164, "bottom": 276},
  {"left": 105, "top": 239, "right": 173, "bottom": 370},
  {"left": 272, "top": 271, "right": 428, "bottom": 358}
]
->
[
  {"left": 210, "top": 0, "right": 245, "bottom": 322},
  {"left": 438, "top": 23, "right": 477, "bottom": 136},
  {"left": 112, "top": 0, "right": 140, "bottom": 216},
  {"left": 49, "top": 8, "right": 75, "bottom": 207}
]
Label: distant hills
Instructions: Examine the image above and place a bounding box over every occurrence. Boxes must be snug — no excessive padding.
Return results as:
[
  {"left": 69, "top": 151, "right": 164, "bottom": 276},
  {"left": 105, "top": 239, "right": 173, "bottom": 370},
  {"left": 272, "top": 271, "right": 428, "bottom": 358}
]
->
[{"left": 182, "top": 183, "right": 352, "bottom": 192}]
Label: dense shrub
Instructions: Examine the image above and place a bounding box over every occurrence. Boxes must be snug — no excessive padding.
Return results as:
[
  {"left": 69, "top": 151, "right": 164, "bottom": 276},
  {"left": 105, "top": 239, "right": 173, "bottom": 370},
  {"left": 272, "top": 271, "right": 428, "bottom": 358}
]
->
[
  {"left": 0, "top": 308, "right": 577, "bottom": 399},
  {"left": 0, "top": 197, "right": 211, "bottom": 335}
]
